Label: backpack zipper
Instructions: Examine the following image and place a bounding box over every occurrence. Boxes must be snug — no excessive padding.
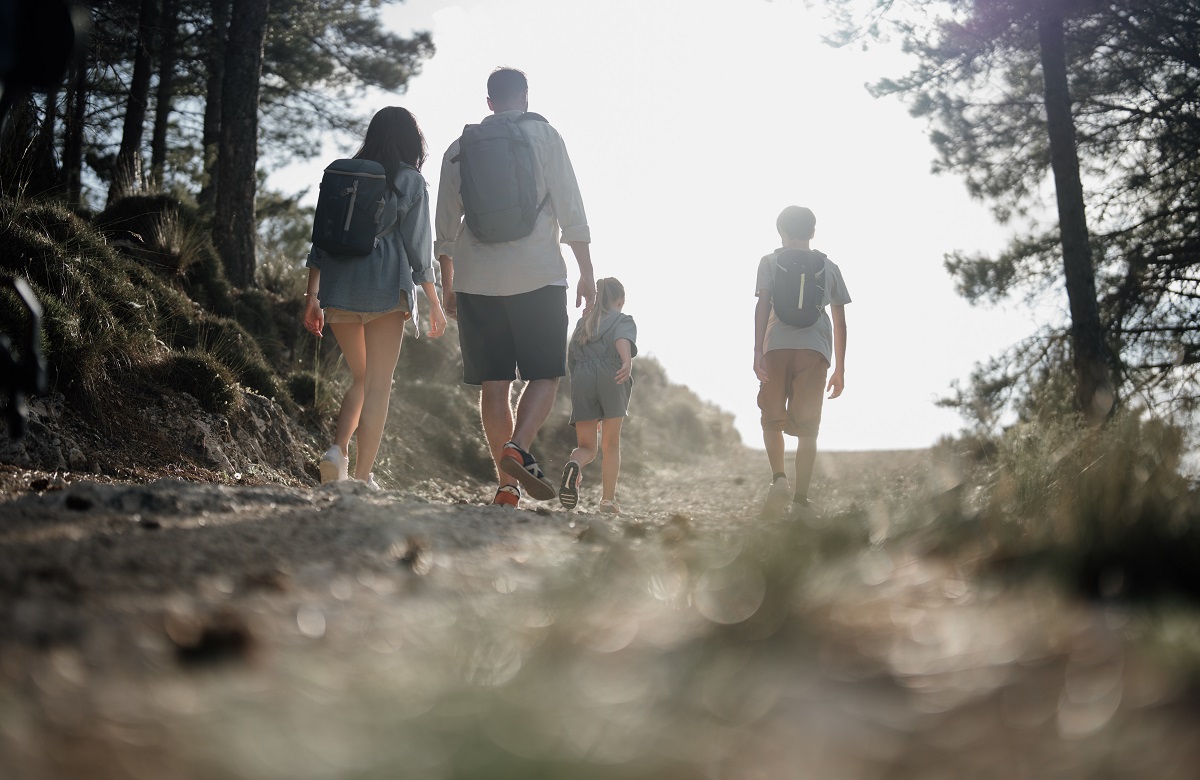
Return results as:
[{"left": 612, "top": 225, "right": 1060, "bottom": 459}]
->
[{"left": 342, "top": 180, "right": 359, "bottom": 232}]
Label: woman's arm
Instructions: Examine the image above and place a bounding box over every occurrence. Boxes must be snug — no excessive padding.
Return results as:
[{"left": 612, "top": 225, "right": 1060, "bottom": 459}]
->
[
  {"left": 303, "top": 267, "right": 324, "bottom": 338},
  {"left": 419, "top": 280, "right": 447, "bottom": 338}
]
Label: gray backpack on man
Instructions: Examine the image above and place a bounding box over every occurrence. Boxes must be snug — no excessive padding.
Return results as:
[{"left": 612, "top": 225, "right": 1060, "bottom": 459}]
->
[{"left": 454, "top": 112, "right": 550, "bottom": 243}]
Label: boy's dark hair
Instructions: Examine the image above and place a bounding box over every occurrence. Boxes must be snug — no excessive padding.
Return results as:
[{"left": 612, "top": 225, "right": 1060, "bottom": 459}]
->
[
  {"left": 777, "top": 206, "right": 816, "bottom": 240},
  {"left": 355, "top": 106, "right": 428, "bottom": 177},
  {"left": 488, "top": 67, "right": 528, "bottom": 105}
]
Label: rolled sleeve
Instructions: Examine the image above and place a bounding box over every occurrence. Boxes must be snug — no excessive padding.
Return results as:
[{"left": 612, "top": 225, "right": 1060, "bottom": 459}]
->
[
  {"left": 402, "top": 186, "right": 434, "bottom": 285},
  {"left": 543, "top": 128, "right": 590, "bottom": 244},
  {"left": 434, "top": 143, "right": 464, "bottom": 259}
]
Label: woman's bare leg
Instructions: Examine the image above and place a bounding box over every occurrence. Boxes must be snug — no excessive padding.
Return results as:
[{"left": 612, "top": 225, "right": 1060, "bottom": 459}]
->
[
  {"left": 349, "top": 311, "right": 406, "bottom": 480},
  {"left": 329, "top": 321, "right": 367, "bottom": 461}
]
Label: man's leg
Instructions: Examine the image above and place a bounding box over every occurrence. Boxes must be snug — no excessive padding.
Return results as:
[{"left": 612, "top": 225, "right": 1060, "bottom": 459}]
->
[
  {"left": 511, "top": 377, "right": 559, "bottom": 451},
  {"left": 481, "top": 380, "right": 516, "bottom": 487}
]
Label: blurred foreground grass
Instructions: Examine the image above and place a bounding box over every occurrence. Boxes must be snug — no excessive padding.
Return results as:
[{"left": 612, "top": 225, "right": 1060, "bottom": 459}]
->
[{"left": 3, "top": 424, "right": 1200, "bottom": 779}]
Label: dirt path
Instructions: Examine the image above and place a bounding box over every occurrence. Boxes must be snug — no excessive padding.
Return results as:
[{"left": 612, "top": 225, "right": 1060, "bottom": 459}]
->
[{"left": 1, "top": 450, "right": 1198, "bottom": 779}]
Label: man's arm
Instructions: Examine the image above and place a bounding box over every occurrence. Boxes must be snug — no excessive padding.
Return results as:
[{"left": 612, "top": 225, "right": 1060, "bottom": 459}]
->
[
  {"left": 827, "top": 304, "right": 847, "bottom": 399},
  {"left": 753, "top": 294, "right": 771, "bottom": 382},
  {"left": 567, "top": 240, "right": 594, "bottom": 312},
  {"left": 437, "top": 255, "right": 456, "bottom": 320}
]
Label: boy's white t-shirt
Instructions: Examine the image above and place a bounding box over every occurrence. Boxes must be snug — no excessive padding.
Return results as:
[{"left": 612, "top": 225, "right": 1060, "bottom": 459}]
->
[{"left": 755, "top": 249, "right": 852, "bottom": 365}]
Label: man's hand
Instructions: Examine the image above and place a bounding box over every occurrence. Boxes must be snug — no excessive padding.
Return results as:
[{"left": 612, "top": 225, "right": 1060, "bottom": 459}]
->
[
  {"left": 826, "top": 368, "right": 845, "bottom": 399},
  {"left": 438, "top": 255, "right": 457, "bottom": 320},
  {"left": 576, "top": 272, "right": 595, "bottom": 313},
  {"left": 754, "top": 351, "right": 769, "bottom": 383}
]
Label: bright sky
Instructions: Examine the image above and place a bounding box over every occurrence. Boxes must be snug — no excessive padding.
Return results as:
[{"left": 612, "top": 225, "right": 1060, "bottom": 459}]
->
[{"left": 273, "top": 0, "right": 1048, "bottom": 452}]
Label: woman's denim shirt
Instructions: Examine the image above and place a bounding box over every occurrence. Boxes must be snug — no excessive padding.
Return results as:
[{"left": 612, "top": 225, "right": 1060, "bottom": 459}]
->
[{"left": 306, "top": 165, "right": 434, "bottom": 331}]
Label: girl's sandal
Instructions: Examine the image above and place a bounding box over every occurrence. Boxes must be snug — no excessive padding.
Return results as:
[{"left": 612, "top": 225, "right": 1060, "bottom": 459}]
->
[{"left": 597, "top": 499, "right": 620, "bottom": 515}]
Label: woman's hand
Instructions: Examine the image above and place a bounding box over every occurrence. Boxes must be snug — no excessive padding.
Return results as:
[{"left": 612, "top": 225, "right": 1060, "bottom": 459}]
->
[
  {"left": 303, "top": 295, "right": 324, "bottom": 338},
  {"left": 614, "top": 359, "right": 632, "bottom": 385}
]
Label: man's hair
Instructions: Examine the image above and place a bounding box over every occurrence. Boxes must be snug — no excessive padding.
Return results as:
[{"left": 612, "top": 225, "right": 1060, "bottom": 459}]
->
[
  {"left": 777, "top": 206, "right": 817, "bottom": 240},
  {"left": 487, "top": 67, "right": 528, "bottom": 105}
]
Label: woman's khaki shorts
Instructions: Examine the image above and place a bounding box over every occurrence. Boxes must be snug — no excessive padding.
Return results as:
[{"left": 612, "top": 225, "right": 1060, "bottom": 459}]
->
[
  {"left": 757, "top": 348, "right": 829, "bottom": 438},
  {"left": 324, "top": 299, "right": 410, "bottom": 325}
]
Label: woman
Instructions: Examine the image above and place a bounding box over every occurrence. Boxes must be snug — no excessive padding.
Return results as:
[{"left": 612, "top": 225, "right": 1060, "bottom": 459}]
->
[{"left": 303, "top": 106, "right": 447, "bottom": 489}]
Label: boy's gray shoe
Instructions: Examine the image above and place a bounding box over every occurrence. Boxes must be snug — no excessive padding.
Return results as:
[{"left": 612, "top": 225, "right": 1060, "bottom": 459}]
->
[
  {"left": 791, "top": 498, "right": 822, "bottom": 524},
  {"left": 763, "top": 478, "right": 791, "bottom": 517}
]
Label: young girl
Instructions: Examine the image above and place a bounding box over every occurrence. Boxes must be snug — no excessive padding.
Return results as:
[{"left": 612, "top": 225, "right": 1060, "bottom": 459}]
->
[
  {"left": 303, "top": 106, "right": 447, "bottom": 489},
  {"left": 558, "top": 277, "right": 637, "bottom": 513}
]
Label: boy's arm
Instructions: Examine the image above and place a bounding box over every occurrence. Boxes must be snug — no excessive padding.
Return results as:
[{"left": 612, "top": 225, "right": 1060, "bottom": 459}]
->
[
  {"left": 827, "top": 304, "right": 847, "bottom": 399},
  {"left": 753, "top": 294, "right": 771, "bottom": 382},
  {"left": 614, "top": 338, "right": 633, "bottom": 384}
]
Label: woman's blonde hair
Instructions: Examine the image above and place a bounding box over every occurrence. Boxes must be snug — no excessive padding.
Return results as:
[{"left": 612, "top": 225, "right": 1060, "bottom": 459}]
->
[{"left": 576, "top": 277, "right": 625, "bottom": 343}]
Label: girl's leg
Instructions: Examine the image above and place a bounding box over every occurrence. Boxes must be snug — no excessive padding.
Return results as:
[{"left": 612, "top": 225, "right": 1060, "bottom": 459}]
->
[
  {"left": 351, "top": 311, "right": 406, "bottom": 480},
  {"left": 569, "top": 421, "right": 599, "bottom": 469},
  {"left": 329, "top": 322, "right": 368, "bottom": 459},
  {"left": 598, "top": 417, "right": 624, "bottom": 502}
]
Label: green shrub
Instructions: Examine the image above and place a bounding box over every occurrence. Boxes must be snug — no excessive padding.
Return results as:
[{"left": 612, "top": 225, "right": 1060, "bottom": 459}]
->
[{"left": 155, "top": 350, "right": 242, "bottom": 413}]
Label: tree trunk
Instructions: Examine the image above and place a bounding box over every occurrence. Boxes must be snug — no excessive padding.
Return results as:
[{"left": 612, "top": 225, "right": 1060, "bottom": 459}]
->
[
  {"left": 198, "top": 0, "right": 230, "bottom": 212},
  {"left": 29, "top": 88, "right": 61, "bottom": 196},
  {"left": 214, "top": 0, "right": 269, "bottom": 288},
  {"left": 1037, "top": 9, "right": 1114, "bottom": 423},
  {"left": 108, "top": 0, "right": 162, "bottom": 206},
  {"left": 63, "top": 53, "right": 88, "bottom": 209},
  {"left": 150, "top": 0, "right": 178, "bottom": 188}
]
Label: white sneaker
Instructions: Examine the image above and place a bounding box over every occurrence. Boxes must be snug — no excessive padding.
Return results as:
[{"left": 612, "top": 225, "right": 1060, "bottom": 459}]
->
[
  {"left": 764, "top": 477, "right": 791, "bottom": 517},
  {"left": 363, "top": 473, "right": 381, "bottom": 492},
  {"left": 319, "top": 445, "right": 349, "bottom": 483}
]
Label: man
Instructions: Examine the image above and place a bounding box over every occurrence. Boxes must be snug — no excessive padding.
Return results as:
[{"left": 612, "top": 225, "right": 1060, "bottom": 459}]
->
[{"left": 435, "top": 67, "right": 595, "bottom": 507}]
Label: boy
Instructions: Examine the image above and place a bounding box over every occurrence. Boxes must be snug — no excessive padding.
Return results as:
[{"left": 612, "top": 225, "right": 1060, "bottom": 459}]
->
[{"left": 753, "top": 206, "right": 851, "bottom": 517}]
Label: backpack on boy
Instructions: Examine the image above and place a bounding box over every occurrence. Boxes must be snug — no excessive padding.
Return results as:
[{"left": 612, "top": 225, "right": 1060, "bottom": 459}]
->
[
  {"left": 310, "top": 159, "right": 400, "bottom": 257},
  {"left": 771, "top": 248, "right": 828, "bottom": 328},
  {"left": 453, "top": 112, "right": 550, "bottom": 243}
]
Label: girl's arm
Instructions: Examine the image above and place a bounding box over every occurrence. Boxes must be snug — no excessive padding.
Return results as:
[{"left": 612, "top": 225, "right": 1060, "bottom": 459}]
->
[
  {"left": 419, "top": 280, "right": 447, "bottom": 338},
  {"left": 614, "top": 338, "right": 633, "bottom": 384},
  {"left": 303, "top": 267, "right": 324, "bottom": 338}
]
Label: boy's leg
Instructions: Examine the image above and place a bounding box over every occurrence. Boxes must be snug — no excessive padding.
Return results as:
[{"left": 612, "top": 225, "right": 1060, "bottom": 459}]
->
[
  {"left": 757, "top": 350, "right": 792, "bottom": 481},
  {"left": 787, "top": 350, "right": 829, "bottom": 504},
  {"left": 352, "top": 311, "right": 406, "bottom": 481},
  {"left": 598, "top": 417, "right": 624, "bottom": 502},
  {"left": 793, "top": 436, "right": 818, "bottom": 503}
]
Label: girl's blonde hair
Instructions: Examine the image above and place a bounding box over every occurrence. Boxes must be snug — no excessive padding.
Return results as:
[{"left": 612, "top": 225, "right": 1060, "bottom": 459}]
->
[{"left": 576, "top": 277, "right": 625, "bottom": 343}]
